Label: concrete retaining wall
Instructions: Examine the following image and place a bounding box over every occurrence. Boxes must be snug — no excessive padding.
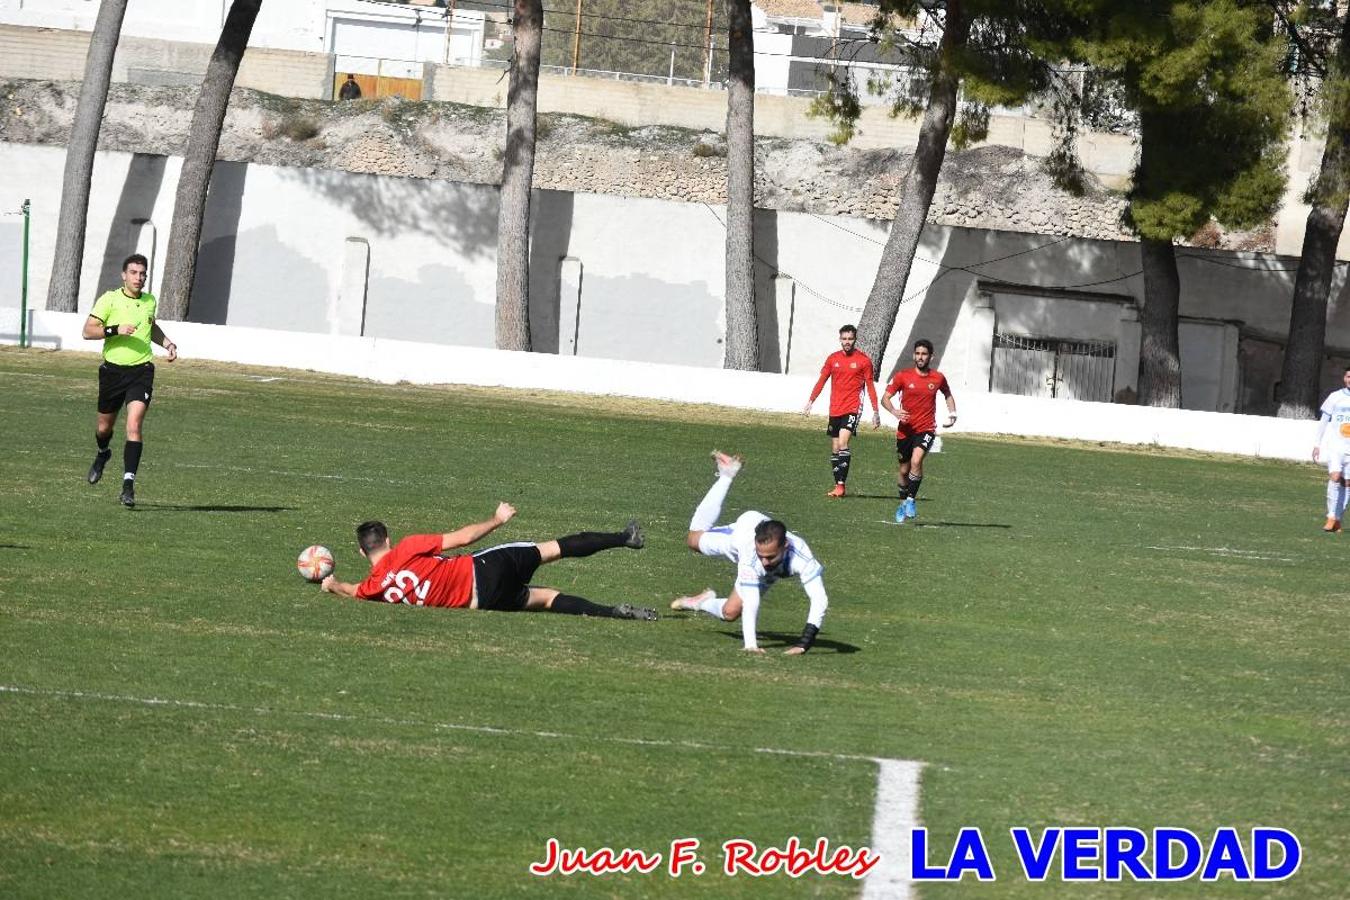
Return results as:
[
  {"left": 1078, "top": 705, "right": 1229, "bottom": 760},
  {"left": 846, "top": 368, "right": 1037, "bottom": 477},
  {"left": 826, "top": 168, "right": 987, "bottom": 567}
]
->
[{"left": 0, "top": 307, "right": 1317, "bottom": 462}]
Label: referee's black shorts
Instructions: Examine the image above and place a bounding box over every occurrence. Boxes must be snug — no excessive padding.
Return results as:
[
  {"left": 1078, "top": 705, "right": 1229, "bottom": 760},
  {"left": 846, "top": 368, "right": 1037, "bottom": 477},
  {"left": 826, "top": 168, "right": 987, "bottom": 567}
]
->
[
  {"left": 471, "top": 543, "right": 542, "bottom": 611},
  {"left": 97, "top": 361, "right": 155, "bottom": 414}
]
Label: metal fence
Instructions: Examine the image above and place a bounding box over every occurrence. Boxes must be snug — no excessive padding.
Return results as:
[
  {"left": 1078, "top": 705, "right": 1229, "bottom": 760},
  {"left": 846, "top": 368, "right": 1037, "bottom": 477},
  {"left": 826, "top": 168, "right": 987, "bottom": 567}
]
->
[{"left": 990, "top": 332, "right": 1116, "bottom": 402}]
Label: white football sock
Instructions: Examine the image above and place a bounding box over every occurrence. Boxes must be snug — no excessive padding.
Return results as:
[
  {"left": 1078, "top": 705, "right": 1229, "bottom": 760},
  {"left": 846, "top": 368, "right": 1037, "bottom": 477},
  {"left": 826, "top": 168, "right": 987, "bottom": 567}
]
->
[
  {"left": 689, "top": 475, "right": 733, "bottom": 532},
  {"left": 696, "top": 595, "right": 728, "bottom": 620},
  {"left": 1329, "top": 481, "right": 1343, "bottom": 518},
  {"left": 1337, "top": 480, "right": 1348, "bottom": 519}
]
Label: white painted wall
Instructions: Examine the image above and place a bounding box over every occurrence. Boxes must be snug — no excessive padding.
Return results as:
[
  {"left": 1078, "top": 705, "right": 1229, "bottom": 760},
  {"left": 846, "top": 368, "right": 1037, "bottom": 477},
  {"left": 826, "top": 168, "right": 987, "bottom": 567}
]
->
[
  {"left": 0, "top": 0, "right": 466, "bottom": 56},
  {"left": 4, "top": 141, "right": 1346, "bottom": 417},
  {"left": 0, "top": 307, "right": 1320, "bottom": 462}
]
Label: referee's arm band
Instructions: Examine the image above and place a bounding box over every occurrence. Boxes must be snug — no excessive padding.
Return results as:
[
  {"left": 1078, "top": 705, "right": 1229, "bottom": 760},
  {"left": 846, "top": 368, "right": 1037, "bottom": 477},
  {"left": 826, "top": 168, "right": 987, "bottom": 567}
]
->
[{"left": 103, "top": 325, "right": 118, "bottom": 338}]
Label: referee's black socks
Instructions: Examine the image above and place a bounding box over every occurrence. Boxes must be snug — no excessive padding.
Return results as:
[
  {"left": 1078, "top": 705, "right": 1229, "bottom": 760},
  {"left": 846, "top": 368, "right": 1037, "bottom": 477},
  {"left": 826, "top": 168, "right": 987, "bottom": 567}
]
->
[{"left": 123, "top": 440, "right": 143, "bottom": 481}]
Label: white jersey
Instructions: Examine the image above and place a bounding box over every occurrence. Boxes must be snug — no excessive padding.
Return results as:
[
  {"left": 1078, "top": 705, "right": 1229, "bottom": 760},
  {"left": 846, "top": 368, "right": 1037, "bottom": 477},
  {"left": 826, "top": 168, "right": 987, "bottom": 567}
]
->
[
  {"left": 697, "top": 510, "right": 828, "bottom": 650},
  {"left": 699, "top": 510, "right": 824, "bottom": 592},
  {"left": 1320, "top": 388, "right": 1350, "bottom": 473}
]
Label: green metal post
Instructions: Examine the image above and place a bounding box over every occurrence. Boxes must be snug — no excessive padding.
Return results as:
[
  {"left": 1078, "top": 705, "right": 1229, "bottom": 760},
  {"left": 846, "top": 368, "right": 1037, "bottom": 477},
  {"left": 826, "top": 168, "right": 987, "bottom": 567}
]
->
[{"left": 19, "top": 199, "right": 30, "bottom": 349}]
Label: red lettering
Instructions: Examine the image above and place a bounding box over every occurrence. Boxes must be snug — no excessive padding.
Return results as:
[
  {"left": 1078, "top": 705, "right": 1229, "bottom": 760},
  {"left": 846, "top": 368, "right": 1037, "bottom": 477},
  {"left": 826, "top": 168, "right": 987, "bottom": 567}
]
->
[
  {"left": 669, "top": 838, "right": 702, "bottom": 877},
  {"left": 529, "top": 838, "right": 561, "bottom": 875},
  {"left": 851, "top": 849, "right": 883, "bottom": 878},
  {"left": 723, "top": 839, "right": 762, "bottom": 876},
  {"left": 530, "top": 840, "right": 661, "bottom": 876}
]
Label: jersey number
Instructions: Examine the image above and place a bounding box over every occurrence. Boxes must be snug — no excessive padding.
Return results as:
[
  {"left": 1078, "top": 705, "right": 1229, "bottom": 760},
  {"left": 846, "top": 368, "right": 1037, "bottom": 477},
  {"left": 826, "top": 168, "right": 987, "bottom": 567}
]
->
[{"left": 381, "top": 569, "right": 431, "bottom": 606}]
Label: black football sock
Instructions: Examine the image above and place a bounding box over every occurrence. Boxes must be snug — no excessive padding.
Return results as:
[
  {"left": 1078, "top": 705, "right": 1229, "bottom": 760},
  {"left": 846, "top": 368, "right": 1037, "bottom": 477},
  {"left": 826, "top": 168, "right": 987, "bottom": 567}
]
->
[
  {"left": 95, "top": 434, "right": 111, "bottom": 454},
  {"left": 549, "top": 594, "right": 615, "bottom": 616},
  {"left": 897, "top": 479, "right": 910, "bottom": 500},
  {"left": 830, "top": 452, "right": 843, "bottom": 483},
  {"left": 556, "top": 531, "right": 625, "bottom": 558},
  {"left": 907, "top": 473, "right": 923, "bottom": 500},
  {"left": 837, "top": 448, "right": 852, "bottom": 484},
  {"left": 123, "top": 440, "right": 143, "bottom": 480}
]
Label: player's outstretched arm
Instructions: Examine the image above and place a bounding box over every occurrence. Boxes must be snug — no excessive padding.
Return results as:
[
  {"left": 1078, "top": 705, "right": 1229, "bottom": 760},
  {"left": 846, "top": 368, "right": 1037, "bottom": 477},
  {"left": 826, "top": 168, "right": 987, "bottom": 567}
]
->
[
  {"left": 441, "top": 502, "right": 516, "bottom": 550},
  {"left": 786, "top": 576, "right": 828, "bottom": 655},
  {"left": 321, "top": 576, "right": 360, "bottom": 598}
]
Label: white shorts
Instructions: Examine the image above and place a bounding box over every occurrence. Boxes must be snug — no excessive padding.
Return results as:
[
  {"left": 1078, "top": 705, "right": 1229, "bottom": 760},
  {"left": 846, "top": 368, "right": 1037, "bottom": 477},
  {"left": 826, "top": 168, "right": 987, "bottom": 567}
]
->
[
  {"left": 697, "top": 510, "right": 767, "bottom": 563},
  {"left": 1327, "top": 443, "right": 1350, "bottom": 476}
]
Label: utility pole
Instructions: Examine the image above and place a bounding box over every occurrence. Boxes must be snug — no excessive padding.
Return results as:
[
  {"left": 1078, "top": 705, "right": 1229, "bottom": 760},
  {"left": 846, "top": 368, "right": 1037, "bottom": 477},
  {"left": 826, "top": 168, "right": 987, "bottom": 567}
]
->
[
  {"left": 702, "top": 0, "right": 714, "bottom": 86},
  {"left": 571, "top": 0, "right": 583, "bottom": 74}
]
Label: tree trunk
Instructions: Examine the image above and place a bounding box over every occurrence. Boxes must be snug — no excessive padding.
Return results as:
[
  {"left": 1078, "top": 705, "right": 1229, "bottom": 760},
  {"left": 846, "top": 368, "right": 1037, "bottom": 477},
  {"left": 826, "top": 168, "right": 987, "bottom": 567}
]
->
[
  {"left": 158, "top": 0, "right": 262, "bottom": 322},
  {"left": 45, "top": 0, "right": 129, "bottom": 312},
  {"left": 495, "top": 0, "right": 544, "bottom": 352},
  {"left": 855, "top": 1, "right": 969, "bottom": 372},
  {"left": 1277, "top": 12, "right": 1350, "bottom": 419},
  {"left": 1138, "top": 237, "right": 1183, "bottom": 407},
  {"left": 722, "top": 0, "right": 758, "bottom": 370}
]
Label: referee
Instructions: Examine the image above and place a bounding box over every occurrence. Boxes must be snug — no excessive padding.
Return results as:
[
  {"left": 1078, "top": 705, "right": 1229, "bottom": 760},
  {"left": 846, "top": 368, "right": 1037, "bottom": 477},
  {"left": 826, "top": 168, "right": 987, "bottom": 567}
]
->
[{"left": 81, "top": 254, "right": 177, "bottom": 507}]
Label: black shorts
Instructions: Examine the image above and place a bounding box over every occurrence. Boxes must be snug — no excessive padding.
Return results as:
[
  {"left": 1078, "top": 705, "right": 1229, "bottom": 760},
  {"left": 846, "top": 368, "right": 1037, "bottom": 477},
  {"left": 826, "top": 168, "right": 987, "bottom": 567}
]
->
[
  {"left": 897, "top": 431, "right": 936, "bottom": 460},
  {"left": 826, "top": 411, "right": 861, "bottom": 437},
  {"left": 472, "top": 543, "right": 542, "bottom": 611},
  {"left": 97, "top": 362, "right": 155, "bottom": 414}
]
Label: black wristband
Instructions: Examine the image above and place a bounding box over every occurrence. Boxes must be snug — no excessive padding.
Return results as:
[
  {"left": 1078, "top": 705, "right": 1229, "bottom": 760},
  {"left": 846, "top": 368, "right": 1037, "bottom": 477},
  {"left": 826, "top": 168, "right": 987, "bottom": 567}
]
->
[
  {"left": 103, "top": 325, "right": 117, "bottom": 338},
  {"left": 793, "top": 623, "right": 820, "bottom": 652}
]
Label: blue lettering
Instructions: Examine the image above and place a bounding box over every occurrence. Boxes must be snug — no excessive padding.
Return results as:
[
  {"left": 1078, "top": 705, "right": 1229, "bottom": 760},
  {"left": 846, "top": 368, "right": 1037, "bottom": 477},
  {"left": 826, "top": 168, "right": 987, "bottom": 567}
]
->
[
  {"left": 1202, "top": 828, "right": 1251, "bottom": 881},
  {"left": 1061, "top": 827, "right": 1101, "bottom": 880},
  {"left": 910, "top": 829, "right": 950, "bottom": 880},
  {"left": 1010, "top": 827, "right": 1060, "bottom": 881},
  {"left": 1103, "top": 828, "right": 1151, "bottom": 880},
  {"left": 1252, "top": 828, "right": 1301, "bottom": 880},
  {"left": 949, "top": 828, "right": 996, "bottom": 881},
  {"left": 1154, "top": 828, "right": 1202, "bottom": 880}
]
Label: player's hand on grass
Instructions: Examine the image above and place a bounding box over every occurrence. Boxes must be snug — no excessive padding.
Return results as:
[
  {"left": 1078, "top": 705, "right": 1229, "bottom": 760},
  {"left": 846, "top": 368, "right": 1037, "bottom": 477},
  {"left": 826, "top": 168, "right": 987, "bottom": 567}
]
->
[
  {"left": 494, "top": 502, "right": 517, "bottom": 525},
  {"left": 320, "top": 575, "right": 337, "bottom": 593}
]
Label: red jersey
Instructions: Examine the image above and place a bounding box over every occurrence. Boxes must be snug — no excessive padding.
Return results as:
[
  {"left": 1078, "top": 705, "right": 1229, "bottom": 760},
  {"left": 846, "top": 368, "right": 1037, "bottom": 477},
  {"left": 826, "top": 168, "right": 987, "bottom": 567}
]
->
[
  {"left": 809, "top": 350, "right": 879, "bottom": 417},
  {"left": 885, "top": 367, "right": 951, "bottom": 436},
  {"left": 356, "top": 534, "right": 475, "bottom": 608}
]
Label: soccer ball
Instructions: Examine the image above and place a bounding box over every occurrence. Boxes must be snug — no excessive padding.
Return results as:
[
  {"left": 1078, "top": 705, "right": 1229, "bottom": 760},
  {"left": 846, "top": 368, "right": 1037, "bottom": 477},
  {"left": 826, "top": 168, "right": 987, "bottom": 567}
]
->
[{"left": 297, "top": 545, "right": 335, "bottom": 582}]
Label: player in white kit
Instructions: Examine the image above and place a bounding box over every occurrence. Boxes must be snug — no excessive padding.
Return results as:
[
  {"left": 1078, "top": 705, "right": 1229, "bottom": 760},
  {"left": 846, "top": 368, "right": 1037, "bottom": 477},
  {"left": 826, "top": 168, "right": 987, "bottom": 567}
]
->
[
  {"left": 1313, "top": 368, "right": 1350, "bottom": 532},
  {"left": 672, "top": 451, "right": 829, "bottom": 654}
]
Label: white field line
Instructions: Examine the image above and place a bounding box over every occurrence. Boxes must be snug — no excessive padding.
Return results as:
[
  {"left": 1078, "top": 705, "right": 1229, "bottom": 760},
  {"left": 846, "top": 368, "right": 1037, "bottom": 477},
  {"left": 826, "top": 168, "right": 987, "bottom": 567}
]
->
[
  {"left": 1146, "top": 545, "right": 1294, "bottom": 562},
  {"left": 863, "top": 759, "right": 924, "bottom": 900},
  {"left": 1, "top": 683, "right": 922, "bottom": 898}
]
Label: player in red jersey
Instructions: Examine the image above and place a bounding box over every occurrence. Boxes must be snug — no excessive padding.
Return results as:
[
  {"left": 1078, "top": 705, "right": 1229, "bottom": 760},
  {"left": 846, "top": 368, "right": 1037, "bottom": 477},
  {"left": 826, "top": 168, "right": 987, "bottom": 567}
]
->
[
  {"left": 882, "top": 339, "right": 956, "bottom": 522},
  {"left": 803, "top": 324, "right": 881, "bottom": 497},
  {"left": 320, "top": 502, "right": 658, "bottom": 619}
]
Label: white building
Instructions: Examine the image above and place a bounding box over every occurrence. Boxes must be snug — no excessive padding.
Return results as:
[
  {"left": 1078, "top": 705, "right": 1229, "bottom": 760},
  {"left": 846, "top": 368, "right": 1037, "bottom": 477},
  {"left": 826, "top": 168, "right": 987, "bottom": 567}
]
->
[{"left": 0, "top": 0, "right": 485, "bottom": 90}]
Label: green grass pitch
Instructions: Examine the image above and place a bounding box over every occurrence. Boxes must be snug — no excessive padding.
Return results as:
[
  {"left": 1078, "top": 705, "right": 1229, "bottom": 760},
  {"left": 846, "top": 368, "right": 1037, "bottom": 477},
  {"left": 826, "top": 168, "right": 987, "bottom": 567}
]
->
[{"left": 0, "top": 347, "right": 1344, "bottom": 897}]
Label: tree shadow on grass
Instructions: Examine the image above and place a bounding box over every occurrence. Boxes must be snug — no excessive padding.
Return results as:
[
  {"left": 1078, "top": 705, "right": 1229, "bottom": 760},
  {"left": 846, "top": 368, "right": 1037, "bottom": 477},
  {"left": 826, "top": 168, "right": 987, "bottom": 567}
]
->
[
  {"left": 717, "top": 630, "right": 861, "bottom": 654},
  {"left": 131, "top": 503, "right": 297, "bottom": 513}
]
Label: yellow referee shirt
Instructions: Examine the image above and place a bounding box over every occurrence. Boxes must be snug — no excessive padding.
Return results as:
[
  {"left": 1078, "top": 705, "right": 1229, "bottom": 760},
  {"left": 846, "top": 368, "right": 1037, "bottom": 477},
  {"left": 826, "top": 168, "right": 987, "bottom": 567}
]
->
[{"left": 90, "top": 289, "right": 158, "bottom": 366}]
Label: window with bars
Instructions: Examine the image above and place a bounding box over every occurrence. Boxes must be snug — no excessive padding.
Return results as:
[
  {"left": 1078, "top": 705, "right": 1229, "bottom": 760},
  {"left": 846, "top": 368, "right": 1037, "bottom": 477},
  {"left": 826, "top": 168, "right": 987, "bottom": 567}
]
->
[{"left": 991, "top": 332, "right": 1116, "bottom": 402}]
